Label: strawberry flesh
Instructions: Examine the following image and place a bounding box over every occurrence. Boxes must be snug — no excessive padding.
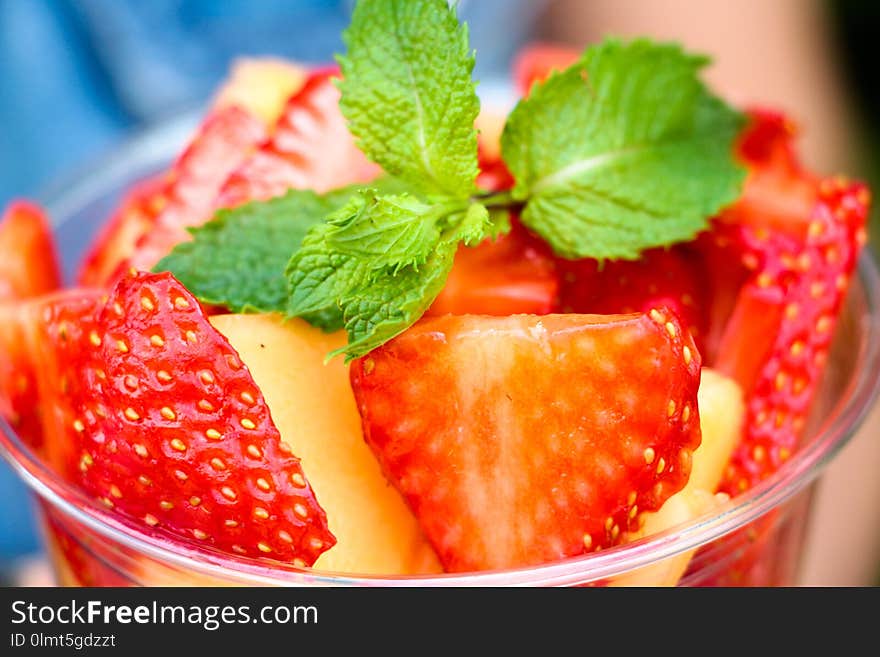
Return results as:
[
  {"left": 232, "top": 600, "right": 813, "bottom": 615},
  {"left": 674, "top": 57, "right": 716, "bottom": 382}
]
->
[
  {"left": 557, "top": 246, "right": 709, "bottom": 354},
  {"left": 703, "top": 110, "right": 870, "bottom": 494},
  {"left": 715, "top": 178, "right": 869, "bottom": 493},
  {"left": 0, "top": 201, "right": 62, "bottom": 300},
  {"left": 23, "top": 271, "right": 334, "bottom": 565},
  {"left": 78, "top": 176, "right": 167, "bottom": 287},
  {"left": 512, "top": 43, "right": 581, "bottom": 96},
  {"left": 0, "top": 201, "right": 62, "bottom": 448},
  {"left": 428, "top": 219, "right": 559, "bottom": 316},
  {"left": 350, "top": 311, "right": 702, "bottom": 572},
  {"left": 127, "top": 106, "right": 266, "bottom": 273},
  {"left": 217, "top": 68, "right": 380, "bottom": 208}
]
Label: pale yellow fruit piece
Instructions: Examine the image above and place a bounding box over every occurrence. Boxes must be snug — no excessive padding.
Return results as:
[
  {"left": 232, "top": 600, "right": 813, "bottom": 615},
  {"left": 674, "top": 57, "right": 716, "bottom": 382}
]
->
[
  {"left": 611, "top": 489, "right": 728, "bottom": 587},
  {"left": 212, "top": 58, "right": 307, "bottom": 127},
  {"left": 475, "top": 110, "right": 506, "bottom": 163},
  {"left": 210, "top": 314, "right": 442, "bottom": 576},
  {"left": 690, "top": 368, "right": 745, "bottom": 492},
  {"left": 611, "top": 368, "right": 744, "bottom": 586}
]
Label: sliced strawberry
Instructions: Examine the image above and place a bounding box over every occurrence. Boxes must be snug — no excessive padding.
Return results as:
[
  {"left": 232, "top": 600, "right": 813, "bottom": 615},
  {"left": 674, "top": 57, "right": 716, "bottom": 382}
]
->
[
  {"left": 476, "top": 158, "right": 515, "bottom": 193},
  {"left": 216, "top": 68, "right": 379, "bottom": 208},
  {"left": 715, "top": 178, "right": 868, "bottom": 493},
  {"left": 512, "top": 42, "right": 580, "bottom": 96},
  {"left": 0, "top": 201, "right": 62, "bottom": 448},
  {"left": 557, "top": 247, "right": 709, "bottom": 354},
  {"left": 0, "top": 305, "right": 41, "bottom": 447},
  {"left": 350, "top": 311, "right": 702, "bottom": 572},
  {"left": 697, "top": 110, "right": 871, "bottom": 494},
  {"left": 23, "top": 271, "right": 334, "bottom": 565},
  {"left": 723, "top": 110, "right": 817, "bottom": 239},
  {"left": 0, "top": 201, "right": 61, "bottom": 300},
  {"left": 428, "top": 219, "right": 559, "bottom": 316},
  {"left": 93, "top": 106, "right": 266, "bottom": 280},
  {"left": 78, "top": 176, "right": 166, "bottom": 287}
]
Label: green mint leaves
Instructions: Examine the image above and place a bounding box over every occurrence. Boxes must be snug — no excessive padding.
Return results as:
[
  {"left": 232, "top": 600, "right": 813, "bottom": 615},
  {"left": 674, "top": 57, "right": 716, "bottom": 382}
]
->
[
  {"left": 503, "top": 39, "right": 746, "bottom": 259},
  {"left": 285, "top": 191, "right": 498, "bottom": 359},
  {"left": 285, "top": 0, "right": 487, "bottom": 358},
  {"left": 157, "top": 0, "right": 746, "bottom": 361},
  {"left": 338, "top": 0, "right": 480, "bottom": 197},
  {"left": 154, "top": 190, "right": 345, "bottom": 314}
]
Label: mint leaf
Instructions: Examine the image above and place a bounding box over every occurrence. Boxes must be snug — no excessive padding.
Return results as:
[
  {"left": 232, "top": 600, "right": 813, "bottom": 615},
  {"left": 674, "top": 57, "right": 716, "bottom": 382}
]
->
[
  {"left": 325, "top": 191, "right": 460, "bottom": 270},
  {"left": 286, "top": 191, "right": 449, "bottom": 324},
  {"left": 285, "top": 0, "right": 493, "bottom": 357},
  {"left": 154, "top": 190, "right": 347, "bottom": 313},
  {"left": 338, "top": 0, "right": 480, "bottom": 198},
  {"left": 286, "top": 188, "right": 487, "bottom": 342},
  {"left": 444, "top": 202, "right": 492, "bottom": 246},
  {"left": 284, "top": 224, "right": 357, "bottom": 331},
  {"left": 502, "top": 39, "right": 746, "bottom": 260},
  {"left": 331, "top": 240, "right": 458, "bottom": 361}
]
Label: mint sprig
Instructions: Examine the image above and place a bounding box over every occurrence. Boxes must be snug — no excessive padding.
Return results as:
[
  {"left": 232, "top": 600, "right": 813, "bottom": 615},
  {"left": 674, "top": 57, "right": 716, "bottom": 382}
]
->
[
  {"left": 157, "top": 0, "right": 746, "bottom": 361},
  {"left": 338, "top": 0, "right": 480, "bottom": 197},
  {"left": 153, "top": 180, "right": 405, "bottom": 316},
  {"left": 286, "top": 0, "right": 490, "bottom": 358},
  {"left": 502, "top": 39, "right": 746, "bottom": 259},
  {"left": 154, "top": 189, "right": 346, "bottom": 314}
]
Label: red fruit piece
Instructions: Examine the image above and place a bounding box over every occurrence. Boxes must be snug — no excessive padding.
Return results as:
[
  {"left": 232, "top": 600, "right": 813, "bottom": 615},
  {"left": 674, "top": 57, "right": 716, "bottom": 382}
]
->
[
  {"left": 723, "top": 110, "right": 817, "bottom": 239},
  {"left": 694, "top": 111, "right": 806, "bottom": 362},
  {"left": 428, "top": 219, "right": 559, "bottom": 316},
  {"left": 217, "top": 68, "right": 379, "bottom": 208},
  {"left": 715, "top": 178, "right": 869, "bottom": 494},
  {"left": 350, "top": 311, "right": 702, "bottom": 572},
  {"left": 476, "top": 158, "right": 515, "bottom": 193},
  {"left": 0, "top": 304, "right": 43, "bottom": 449},
  {"left": 78, "top": 176, "right": 166, "bottom": 287},
  {"left": 512, "top": 42, "right": 581, "bottom": 96},
  {"left": 109, "top": 106, "right": 266, "bottom": 278},
  {"left": 558, "top": 247, "right": 709, "bottom": 354},
  {"left": 0, "top": 201, "right": 62, "bottom": 448},
  {"left": 702, "top": 110, "right": 870, "bottom": 494},
  {"left": 43, "top": 510, "right": 131, "bottom": 587},
  {"left": 23, "top": 271, "right": 334, "bottom": 565},
  {"left": 0, "top": 201, "right": 61, "bottom": 300}
]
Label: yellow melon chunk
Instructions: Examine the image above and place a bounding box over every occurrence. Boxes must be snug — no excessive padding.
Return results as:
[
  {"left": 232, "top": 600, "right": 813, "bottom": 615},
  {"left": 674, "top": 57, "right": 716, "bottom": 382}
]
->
[
  {"left": 212, "top": 58, "right": 307, "bottom": 127},
  {"left": 611, "top": 368, "right": 744, "bottom": 586},
  {"left": 209, "top": 314, "right": 442, "bottom": 576},
  {"left": 689, "top": 369, "right": 745, "bottom": 492},
  {"left": 475, "top": 110, "right": 506, "bottom": 163}
]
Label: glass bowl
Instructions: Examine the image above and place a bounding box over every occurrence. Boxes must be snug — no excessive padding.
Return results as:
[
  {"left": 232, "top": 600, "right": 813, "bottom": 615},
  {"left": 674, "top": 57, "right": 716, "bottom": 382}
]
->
[{"left": 2, "top": 112, "right": 880, "bottom": 586}]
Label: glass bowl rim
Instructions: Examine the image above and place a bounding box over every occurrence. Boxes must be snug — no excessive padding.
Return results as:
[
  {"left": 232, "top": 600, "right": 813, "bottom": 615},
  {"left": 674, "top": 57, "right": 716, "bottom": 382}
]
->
[{"left": 2, "top": 112, "right": 880, "bottom": 586}]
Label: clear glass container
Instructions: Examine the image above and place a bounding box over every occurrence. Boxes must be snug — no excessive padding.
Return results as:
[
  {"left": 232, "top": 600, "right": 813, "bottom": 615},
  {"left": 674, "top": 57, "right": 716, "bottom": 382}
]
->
[{"left": 2, "top": 113, "right": 879, "bottom": 586}]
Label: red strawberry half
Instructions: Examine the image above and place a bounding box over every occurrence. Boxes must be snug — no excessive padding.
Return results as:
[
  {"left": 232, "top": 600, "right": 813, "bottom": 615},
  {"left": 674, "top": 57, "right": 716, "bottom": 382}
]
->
[
  {"left": 0, "top": 201, "right": 62, "bottom": 448},
  {"left": 216, "top": 68, "right": 379, "bottom": 208},
  {"left": 428, "top": 219, "right": 559, "bottom": 316},
  {"left": 700, "top": 111, "right": 870, "bottom": 494},
  {"left": 557, "top": 246, "right": 709, "bottom": 354},
  {"left": 78, "top": 176, "right": 166, "bottom": 287},
  {"left": 512, "top": 42, "right": 580, "bottom": 96},
  {"left": 713, "top": 177, "right": 868, "bottom": 494},
  {"left": 126, "top": 106, "right": 267, "bottom": 273},
  {"left": 350, "top": 311, "right": 702, "bottom": 572},
  {"left": 0, "top": 201, "right": 62, "bottom": 300},
  {"left": 22, "top": 271, "right": 334, "bottom": 565}
]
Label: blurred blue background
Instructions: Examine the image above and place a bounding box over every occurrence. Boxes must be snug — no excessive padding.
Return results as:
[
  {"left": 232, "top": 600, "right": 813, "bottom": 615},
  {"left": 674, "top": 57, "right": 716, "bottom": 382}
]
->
[{"left": 0, "top": 0, "right": 542, "bottom": 573}]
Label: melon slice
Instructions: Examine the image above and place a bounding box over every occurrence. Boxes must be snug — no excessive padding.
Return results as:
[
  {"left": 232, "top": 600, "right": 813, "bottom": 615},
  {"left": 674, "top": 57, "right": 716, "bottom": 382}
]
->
[
  {"left": 611, "top": 368, "right": 744, "bottom": 586},
  {"left": 210, "top": 313, "right": 441, "bottom": 576}
]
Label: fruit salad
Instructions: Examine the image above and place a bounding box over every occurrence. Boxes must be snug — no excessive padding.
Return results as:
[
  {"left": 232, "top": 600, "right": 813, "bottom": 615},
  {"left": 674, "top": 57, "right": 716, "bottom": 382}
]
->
[{"left": 0, "top": 0, "right": 873, "bottom": 586}]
